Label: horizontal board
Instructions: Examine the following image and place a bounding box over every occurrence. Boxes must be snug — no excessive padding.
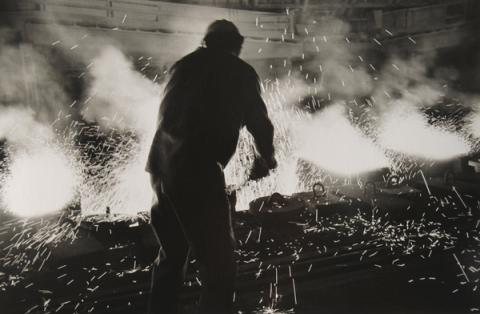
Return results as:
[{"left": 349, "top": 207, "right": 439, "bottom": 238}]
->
[
  {"left": 111, "top": 1, "right": 159, "bottom": 13},
  {"left": 112, "top": 10, "right": 158, "bottom": 21},
  {"left": 112, "top": 0, "right": 285, "bottom": 18},
  {"left": 46, "top": 5, "right": 108, "bottom": 17},
  {"left": 46, "top": 0, "right": 107, "bottom": 9}
]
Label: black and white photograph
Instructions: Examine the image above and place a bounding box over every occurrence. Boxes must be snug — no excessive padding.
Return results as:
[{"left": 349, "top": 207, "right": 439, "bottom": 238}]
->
[{"left": 1, "top": 0, "right": 480, "bottom": 313}]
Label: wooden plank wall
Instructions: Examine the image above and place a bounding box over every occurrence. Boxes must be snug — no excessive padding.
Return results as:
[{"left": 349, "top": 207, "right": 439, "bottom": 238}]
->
[
  {"left": 382, "top": 1, "right": 469, "bottom": 35},
  {"left": 38, "top": 0, "right": 293, "bottom": 40}
]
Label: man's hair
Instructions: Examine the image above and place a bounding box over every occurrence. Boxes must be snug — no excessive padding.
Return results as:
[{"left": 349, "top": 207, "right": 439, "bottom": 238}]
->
[{"left": 203, "top": 20, "right": 244, "bottom": 53}]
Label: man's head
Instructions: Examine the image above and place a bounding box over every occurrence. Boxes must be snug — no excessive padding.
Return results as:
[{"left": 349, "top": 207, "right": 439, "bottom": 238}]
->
[{"left": 203, "top": 20, "right": 244, "bottom": 56}]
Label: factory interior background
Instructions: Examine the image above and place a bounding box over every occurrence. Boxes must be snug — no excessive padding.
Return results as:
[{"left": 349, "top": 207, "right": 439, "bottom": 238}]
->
[{"left": 1, "top": 0, "right": 480, "bottom": 313}]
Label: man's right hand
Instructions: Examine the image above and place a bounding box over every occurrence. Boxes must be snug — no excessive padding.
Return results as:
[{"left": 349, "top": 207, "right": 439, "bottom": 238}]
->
[{"left": 248, "top": 156, "right": 277, "bottom": 181}]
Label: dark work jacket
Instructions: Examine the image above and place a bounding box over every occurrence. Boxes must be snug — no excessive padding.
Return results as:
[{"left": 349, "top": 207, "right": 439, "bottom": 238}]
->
[{"left": 146, "top": 47, "right": 274, "bottom": 180}]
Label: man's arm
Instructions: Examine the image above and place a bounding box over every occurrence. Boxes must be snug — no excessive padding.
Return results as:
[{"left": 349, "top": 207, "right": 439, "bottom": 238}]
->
[{"left": 243, "top": 69, "right": 277, "bottom": 179}]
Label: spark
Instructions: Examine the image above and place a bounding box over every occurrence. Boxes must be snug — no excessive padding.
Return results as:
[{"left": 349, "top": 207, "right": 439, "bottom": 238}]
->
[
  {"left": 452, "top": 186, "right": 468, "bottom": 209},
  {"left": 291, "top": 278, "right": 297, "bottom": 305},
  {"left": 453, "top": 253, "right": 470, "bottom": 282},
  {"left": 418, "top": 170, "right": 431, "bottom": 196}
]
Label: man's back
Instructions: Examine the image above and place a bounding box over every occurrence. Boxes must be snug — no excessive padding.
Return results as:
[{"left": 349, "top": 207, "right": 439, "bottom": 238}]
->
[
  {"left": 146, "top": 20, "right": 276, "bottom": 314},
  {"left": 147, "top": 47, "right": 273, "bottom": 176}
]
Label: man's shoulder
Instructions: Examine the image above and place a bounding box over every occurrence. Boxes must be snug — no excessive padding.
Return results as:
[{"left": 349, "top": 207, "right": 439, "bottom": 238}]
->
[
  {"left": 227, "top": 55, "right": 258, "bottom": 81},
  {"left": 173, "top": 48, "right": 258, "bottom": 78},
  {"left": 174, "top": 48, "right": 204, "bottom": 67},
  {"left": 223, "top": 53, "right": 252, "bottom": 70}
]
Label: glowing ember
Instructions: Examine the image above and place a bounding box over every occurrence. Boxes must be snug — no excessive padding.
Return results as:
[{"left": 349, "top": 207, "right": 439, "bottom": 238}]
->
[
  {"left": 2, "top": 147, "right": 80, "bottom": 217},
  {"left": 296, "top": 104, "right": 390, "bottom": 176},
  {"left": 378, "top": 105, "right": 471, "bottom": 160}
]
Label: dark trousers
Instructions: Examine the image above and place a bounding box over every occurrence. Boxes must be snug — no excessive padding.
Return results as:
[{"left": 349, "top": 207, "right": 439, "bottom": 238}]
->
[{"left": 148, "top": 164, "right": 236, "bottom": 314}]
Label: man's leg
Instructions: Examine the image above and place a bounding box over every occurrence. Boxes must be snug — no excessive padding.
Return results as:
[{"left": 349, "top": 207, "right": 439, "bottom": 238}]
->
[
  {"left": 148, "top": 186, "right": 190, "bottom": 314},
  {"left": 195, "top": 190, "right": 237, "bottom": 314},
  {"left": 165, "top": 167, "right": 237, "bottom": 314}
]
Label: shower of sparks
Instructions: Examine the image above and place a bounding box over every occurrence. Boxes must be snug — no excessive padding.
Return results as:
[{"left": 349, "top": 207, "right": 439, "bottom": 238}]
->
[
  {"left": 255, "top": 307, "right": 294, "bottom": 314},
  {"left": 79, "top": 137, "right": 154, "bottom": 215},
  {"left": 225, "top": 113, "right": 303, "bottom": 209}
]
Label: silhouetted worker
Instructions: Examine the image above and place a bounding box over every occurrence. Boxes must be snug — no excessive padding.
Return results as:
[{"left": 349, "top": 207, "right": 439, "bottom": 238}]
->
[{"left": 146, "top": 20, "right": 277, "bottom": 314}]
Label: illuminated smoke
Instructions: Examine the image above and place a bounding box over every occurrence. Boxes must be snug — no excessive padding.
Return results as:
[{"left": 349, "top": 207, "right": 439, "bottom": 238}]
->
[
  {"left": 2, "top": 146, "right": 79, "bottom": 217},
  {"left": 378, "top": 105, "right": 471, "bottom": 160},
  {"left": 372, "top": 54, "right": 443, "bottom": 109},
  {"left": 0, "top": 28, "right": 80, "bottom": 218},
  {"left": 296, "top": 104, "right": 389, "bottom": 176},
  {"left": 0, "top": 107, "right": 55, "bottom": 147},
  {"left": 301, "top": 17, "right": 374, "bottom": 98},
  {"left": 0, "top": 33, "right": 70, "bottom": 126},
  {"left": 83, "top": 46, "right": 160, "bottom": 135},
  {"left": 0, "top": 107, "right": 80, "bottom": 217},
  {"left": 78, "top": 46, "right": 160, "bottom": 214}
]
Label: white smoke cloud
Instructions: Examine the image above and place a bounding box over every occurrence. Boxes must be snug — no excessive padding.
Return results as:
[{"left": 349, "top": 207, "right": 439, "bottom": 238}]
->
[
  {"left": 372, "top": 54, "right": 444, "bottom": 110},
  {"left": 0, "top": 29, "right": 72, "bottom": 157},
  {"left": 0, "top": 107, "right": 81, "bottom": 218},
  {"left": 296, "top": 104, "right": 389, "bottom": 176},
  {"left": 83, "top": 46, "right": 161, "bottom": 137},
  {"left": 301, "top": 17, "right": 374, "bottom": 98},
  {"left": 0, "top": 33, "right": 70, "bottom": 126},
  {"left": 0, "top": 28, "right": 80, "bottom": 217},
  {"left": 378, "top": 103, "right": 471, "bottom": 160},
  {"left": 0, "top": 107, "right": 55, "bottom": 147}
]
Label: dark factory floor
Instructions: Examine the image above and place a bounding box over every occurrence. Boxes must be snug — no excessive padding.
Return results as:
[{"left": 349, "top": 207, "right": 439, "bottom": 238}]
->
[{"left": 1, "top": 174, "right": 480, "bottom": 314}]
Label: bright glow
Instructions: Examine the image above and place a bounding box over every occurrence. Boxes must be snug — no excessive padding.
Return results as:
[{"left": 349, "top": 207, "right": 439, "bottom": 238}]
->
[
  {"left": 80, "top": 142, "right": 154, "bottom": 215},
  {"left": 296, "top": 104, "right": 389, "bottom": 176},
  {"left": 2, "top": 147, "right": 79, "bottom": 217},
  {"left": 379, "top": 106, "right": 470, "bottom": 160}
]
